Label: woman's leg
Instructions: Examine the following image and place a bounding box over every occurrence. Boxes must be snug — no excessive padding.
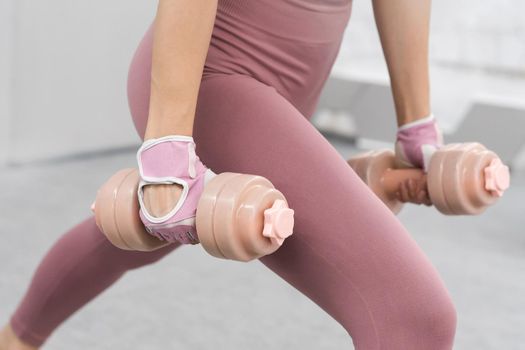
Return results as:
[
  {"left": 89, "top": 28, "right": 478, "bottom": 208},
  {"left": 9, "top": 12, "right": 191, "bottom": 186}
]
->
[
  {"left": 8, "top": 218, "right": 179, "bottom": 347},
  {"left": 6, "top": 21, "right": 456, "bottom": 349},
  {"left": 4, "top": 23, "right": 183, "bottom": 348},
  {"left": 191, "top": 74, "right": 457, "bottom": 349}
]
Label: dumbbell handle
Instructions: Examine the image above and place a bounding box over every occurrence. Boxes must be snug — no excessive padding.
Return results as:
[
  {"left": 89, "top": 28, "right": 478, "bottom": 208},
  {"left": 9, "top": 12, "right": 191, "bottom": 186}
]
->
[
  {"left": 380, "top": 160, "right": 509, "bottom": 203},
  {"left": 350, "top": 144, "right": 510, "bottom": 215},
  {"left": 380, "top": 168, "right": 427, "bottom": 202}
]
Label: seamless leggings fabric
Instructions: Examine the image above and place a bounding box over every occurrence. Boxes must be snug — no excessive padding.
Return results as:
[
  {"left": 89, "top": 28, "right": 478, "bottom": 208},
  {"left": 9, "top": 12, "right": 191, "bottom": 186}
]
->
[{"left": 9, "top": 1, "right": 457, "bottom": 349}]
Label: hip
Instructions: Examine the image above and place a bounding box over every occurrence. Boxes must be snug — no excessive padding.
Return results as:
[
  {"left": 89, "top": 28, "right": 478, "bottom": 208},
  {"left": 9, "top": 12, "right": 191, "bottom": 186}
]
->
[{"left": 203, "top": 0, "right": 353, "bottom": 115}]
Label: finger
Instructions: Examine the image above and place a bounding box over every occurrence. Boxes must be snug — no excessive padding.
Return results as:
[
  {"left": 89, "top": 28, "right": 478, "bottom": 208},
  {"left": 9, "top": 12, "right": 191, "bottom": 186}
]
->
[
  {"left": 142, "top": 184, "right": 183, "bottom": 218},
  {"left": 415, "top": 187, "right": 432, "bottom": 206},
  {"left": 423, "top": 192, "right": 433, "bottom": 206},
  {"left": 399, "top": 181, "right": 410, "bottom": 202},
  {"left": 415, "top": 189, "right": 427, "bottom": 205},
  {"left": 408, "top": 179, "right": 417, "bottom": 199}
]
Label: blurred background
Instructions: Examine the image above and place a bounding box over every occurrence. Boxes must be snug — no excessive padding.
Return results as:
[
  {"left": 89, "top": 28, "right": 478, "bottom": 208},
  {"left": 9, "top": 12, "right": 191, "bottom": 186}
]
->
[{"left": 0, "top": 1, "right": 523, "bottom": 349}]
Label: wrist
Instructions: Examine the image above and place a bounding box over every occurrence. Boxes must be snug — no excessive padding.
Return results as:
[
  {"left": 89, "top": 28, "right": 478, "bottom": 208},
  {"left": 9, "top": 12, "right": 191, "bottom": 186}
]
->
[
  {"left": 397, "top": 113, "right": 435, "bottom": 131},
  {"left": 144, "top": 126, "right": 193, "bottom": 141},
  {"left": 390, "top": 67, "right": 430, "bottom": 127},
  {"left": 137, "top": 135, "right": 196, "bottom": 180},
  {"left": 145, "top": 96, "right": 195, "bottom": 140},
  {"left": 397, "top": 107, "right": 432, "bottom": 127},
  {"left": 144, "top": 115, "right": 194, "bottom": 140}
]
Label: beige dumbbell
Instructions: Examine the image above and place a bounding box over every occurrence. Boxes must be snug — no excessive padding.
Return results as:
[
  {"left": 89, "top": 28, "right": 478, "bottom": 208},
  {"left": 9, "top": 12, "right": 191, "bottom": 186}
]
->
[
  {"left": 347, "top": 143, "right": 510, "bottom": 215},
  {"left": 91, "top": 169, "right": 294, "bottom": 262}
]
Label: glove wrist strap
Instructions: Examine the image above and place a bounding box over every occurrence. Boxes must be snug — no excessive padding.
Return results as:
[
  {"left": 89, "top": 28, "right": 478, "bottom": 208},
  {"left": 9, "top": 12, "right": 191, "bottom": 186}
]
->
[
  {"left": 136, "top": 135, "right": 198, "bottom": 183},
  {"left": 398, "top": 113, "right": 435, "bottom": 131}
]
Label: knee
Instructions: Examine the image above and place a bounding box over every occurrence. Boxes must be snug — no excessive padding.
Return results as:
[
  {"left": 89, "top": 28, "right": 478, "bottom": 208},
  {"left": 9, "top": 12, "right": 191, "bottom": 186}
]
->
[
  {"left": 408, "top": 290, "right": 457, "bottom": 349},
  {"left": 346, "top": 285, "right": 457, "bottom": 349},
  {"left": 347, "top": 293, "right": 457, "bottom": 350}
]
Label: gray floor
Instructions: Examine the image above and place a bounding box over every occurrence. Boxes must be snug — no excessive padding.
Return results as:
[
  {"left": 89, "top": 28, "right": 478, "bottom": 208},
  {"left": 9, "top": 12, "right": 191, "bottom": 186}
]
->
[{"left": 0, "top": 136, "right": 524, "bottom": 350}]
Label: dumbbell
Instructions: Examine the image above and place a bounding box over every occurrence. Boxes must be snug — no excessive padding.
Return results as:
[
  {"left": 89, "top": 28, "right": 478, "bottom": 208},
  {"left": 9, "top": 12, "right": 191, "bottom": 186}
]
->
[
  {"left": 347, "top": 142, "right": 510, "bottom": 215},
  {"left": 90, "top": 169, "right": 294, "bottom": 262}
]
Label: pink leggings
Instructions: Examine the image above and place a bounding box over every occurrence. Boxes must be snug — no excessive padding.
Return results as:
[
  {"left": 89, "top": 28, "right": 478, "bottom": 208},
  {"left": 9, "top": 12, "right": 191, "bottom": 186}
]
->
[{"left": 9, "top": 4, "right": 456, "bottom": 348}]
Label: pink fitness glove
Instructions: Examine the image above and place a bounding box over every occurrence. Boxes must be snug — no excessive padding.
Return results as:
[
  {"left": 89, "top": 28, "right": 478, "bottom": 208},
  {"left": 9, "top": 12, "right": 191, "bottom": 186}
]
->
[
  {"left": 136, "top": 135, "right": 214, "bottom": 245},
  {"left": 394, "top": 114, "right": 444, "bottom": 172}
]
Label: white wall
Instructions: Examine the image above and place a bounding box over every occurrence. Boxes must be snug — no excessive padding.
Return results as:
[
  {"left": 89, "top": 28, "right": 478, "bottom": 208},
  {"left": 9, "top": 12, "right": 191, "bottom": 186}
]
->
[
  {"left": 342, "top": 0, "right": 525, "bottom": 75},
  {"left": 0, "top": 0, "right": 15, "bottom": 166},
  {"left": 333, "top": 0, "right": 525, "bottom": 162},
  {"left": 1, "top": 0, "right": 156, "bottom": 166},
  {"left": 1, "top": 0, "right": 523, "bottom": 167}
]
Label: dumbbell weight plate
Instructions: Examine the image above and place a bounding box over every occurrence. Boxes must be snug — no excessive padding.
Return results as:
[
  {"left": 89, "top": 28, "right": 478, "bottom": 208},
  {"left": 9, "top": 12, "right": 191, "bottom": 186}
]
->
[
  {"left": 347, "top": 150, "right": 404, "bottom": 214},
  {"left": 94, "top": 168, "right": 171, "bottom": 251},
  {"left": 428, "top": 143, "right": 498, "bottom": 215},
  {"left": 195, "top": 172, "right": 238, "bottom": 259},
  {"left": 427, "top": 144, "right": 458, "bottom": 215},
  {"left": 196, "top": 172, "right": 286, "bottom": 261}
]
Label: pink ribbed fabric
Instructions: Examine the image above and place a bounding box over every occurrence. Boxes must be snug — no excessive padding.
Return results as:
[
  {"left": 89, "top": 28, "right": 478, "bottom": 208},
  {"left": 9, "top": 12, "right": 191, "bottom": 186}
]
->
[{"left": 10, "top": 1, "right": 457, "bottom": 348}]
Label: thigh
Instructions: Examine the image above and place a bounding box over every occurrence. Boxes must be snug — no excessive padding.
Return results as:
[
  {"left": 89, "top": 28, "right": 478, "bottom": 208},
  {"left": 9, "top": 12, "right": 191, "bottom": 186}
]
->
[
  {"left": 127, "top": 26, "right": 454, "bottom": 343},
  {"left": 193, "top": 74, "right": 454, "bottom": 348}
]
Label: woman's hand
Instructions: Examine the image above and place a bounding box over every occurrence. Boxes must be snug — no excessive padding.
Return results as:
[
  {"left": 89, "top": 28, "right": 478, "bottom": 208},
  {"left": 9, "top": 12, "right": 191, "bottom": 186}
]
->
[
  {"left": 395, "top": 114, "right": 444, "bottom": 171},
  {"left": 372, "top": 0, "right": 436, "bottom": 206},
  {"left": 142, "top": 183, "right": 184, "bottom": 218},
  {"left": 396, "top": 178, "right": 433, "bottom": 207},
  {"left": 136, "top": 135, "right": 209, "bottom": 245},
  {"left": 134, "top": 0, "right": 217, "bottom": 244},
  {"left": 394, "top": 114, "right": 443, "bottom": 205}
]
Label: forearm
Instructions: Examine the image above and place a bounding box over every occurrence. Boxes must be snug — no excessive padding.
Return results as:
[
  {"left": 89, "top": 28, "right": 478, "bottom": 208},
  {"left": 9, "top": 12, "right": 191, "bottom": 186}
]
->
[
  {"left": 145, "top": 0, "right": 218, "bottom": 140},
  {"left": 372, "top": 0, "right": 431, "bottom": 127}
]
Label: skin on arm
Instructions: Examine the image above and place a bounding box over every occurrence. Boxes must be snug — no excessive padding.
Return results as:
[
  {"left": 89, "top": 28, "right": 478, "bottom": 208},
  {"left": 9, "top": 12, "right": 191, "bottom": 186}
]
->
[
  {"left": 372, "top": 0, "right": 431, "bottom": 127},
  {"left": 372, "top": 0, "right": 433, "bottom": 204},
  {"left": 143, "top": 0, "right": 218, "bottom": 218}
]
